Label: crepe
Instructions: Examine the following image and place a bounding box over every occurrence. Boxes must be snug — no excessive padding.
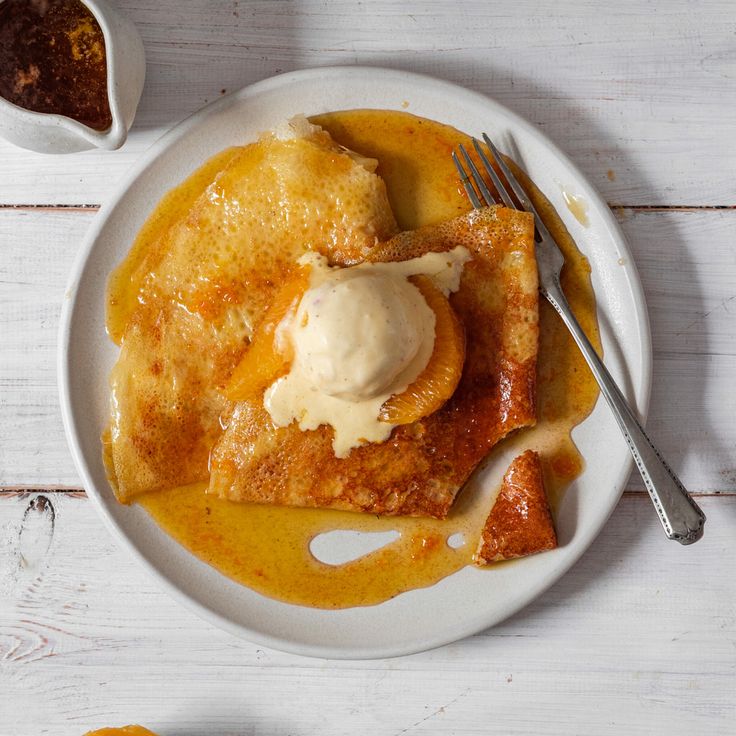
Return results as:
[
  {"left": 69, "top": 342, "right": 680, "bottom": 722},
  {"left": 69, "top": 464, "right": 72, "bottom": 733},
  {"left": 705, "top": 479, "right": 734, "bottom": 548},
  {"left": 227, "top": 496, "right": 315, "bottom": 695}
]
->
[
  {"left": 106, "top": 120, "right": 398, "bottom": 502},
  {"left": 208, "top": 205, "right": 539, "bottom": 518},
  {"left": 474, "top": 450, "right": 557, "bottom": 563}
]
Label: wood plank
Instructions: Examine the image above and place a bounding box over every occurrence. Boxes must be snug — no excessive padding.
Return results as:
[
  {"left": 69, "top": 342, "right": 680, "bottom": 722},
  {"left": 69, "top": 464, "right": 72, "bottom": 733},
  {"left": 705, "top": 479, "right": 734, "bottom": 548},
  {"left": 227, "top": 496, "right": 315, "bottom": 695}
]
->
[
  {"left": 0, "top": 491, "right": 733, "bottom": 735},
  {"left": 2, "top": 208, "right": 736, "bottom": 490},
  {"left": 1, "top": 0, "right": 735, "bottom": 206},
  {"left": 0, "top": 210, "right": 94, "bottom": 487},
  {"left": 617, "top": 208, "right": 736, "bottom": 491}
]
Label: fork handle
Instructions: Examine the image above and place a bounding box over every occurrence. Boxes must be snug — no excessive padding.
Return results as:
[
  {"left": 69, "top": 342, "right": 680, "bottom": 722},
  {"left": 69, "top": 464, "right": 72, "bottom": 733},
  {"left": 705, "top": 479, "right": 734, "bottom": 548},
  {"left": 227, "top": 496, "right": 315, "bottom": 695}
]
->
[{"left": 543, "top": 280, "right": 706, "bottom": 545}]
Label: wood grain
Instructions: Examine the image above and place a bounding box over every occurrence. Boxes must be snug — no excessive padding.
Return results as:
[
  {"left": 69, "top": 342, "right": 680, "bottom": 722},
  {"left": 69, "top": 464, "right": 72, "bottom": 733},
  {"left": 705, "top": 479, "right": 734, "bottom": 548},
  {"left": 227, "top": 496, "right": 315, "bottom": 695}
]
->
[
  {"left": 1, "top": 3, "right": 735, "bottom": 733},
  {"left": 2, "top": 208, "right": 734, "bottom": 491},
  {"left": 0, "top": 0, "right": 735, "bottom": 206},
  {"left": 0, "top": 491, "right": 733, "bottom": 736}
]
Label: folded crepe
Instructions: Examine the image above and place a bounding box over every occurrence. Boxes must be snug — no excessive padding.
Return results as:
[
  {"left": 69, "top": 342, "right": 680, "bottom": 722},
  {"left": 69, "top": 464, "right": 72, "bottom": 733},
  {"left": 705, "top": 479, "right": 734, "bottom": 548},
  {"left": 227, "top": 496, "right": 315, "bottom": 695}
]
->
[
  {"left": 106, "top": 120, "right": 398, "bottom": 502},
  {"left": 208, "top": 205, "right": 539, "bottom": 518}
]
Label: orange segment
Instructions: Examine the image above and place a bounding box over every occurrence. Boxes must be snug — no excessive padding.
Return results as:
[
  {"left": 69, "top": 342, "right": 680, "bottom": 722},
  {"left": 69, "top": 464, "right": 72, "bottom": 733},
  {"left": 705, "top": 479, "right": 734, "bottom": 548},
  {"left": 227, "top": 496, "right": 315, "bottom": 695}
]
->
[
  {"left": 380, "top": 275, "right": 465, "bottom": 424},
  {"left": 225, "top": 265, "right": 310, "bottom": 401}
]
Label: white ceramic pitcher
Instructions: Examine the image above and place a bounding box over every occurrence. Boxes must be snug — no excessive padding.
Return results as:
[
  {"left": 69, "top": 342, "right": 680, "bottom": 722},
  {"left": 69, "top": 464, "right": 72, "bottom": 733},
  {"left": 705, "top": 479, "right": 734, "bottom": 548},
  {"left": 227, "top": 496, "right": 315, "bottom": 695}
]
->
[{"left": 0, "top": 0, "right": 145, "bottom": 153}]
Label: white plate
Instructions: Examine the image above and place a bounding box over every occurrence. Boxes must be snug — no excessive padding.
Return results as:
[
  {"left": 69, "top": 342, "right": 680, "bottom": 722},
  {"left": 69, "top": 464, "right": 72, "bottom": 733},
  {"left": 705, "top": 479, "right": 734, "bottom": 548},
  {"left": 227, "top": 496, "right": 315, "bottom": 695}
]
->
[{"left": 58, "top": 66, "right": 651, "bottom": 659}]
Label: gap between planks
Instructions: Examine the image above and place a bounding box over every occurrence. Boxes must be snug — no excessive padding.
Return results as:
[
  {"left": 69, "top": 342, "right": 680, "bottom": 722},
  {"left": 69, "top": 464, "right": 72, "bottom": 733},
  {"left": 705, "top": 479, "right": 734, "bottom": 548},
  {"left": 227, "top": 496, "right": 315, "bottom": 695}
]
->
[
  {"left": 0, "top": 203, "right": 100, "bottom": 211},
  {"left": 1, "top": 204, "right": 736, "bottom": 212},
  {"left": 0, "top": 487, "right": 732, "bottom": 498}
]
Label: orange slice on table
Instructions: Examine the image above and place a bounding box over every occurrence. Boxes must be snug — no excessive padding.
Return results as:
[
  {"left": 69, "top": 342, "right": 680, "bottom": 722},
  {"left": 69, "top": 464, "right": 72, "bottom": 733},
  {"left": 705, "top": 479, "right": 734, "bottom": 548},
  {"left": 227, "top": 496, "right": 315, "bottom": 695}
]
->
[
  {"left": 84, "top": 727, "right": 159, "bottom": 736},
  {"left": 380, "top": 275, "right": 465, "bottom": 425}
]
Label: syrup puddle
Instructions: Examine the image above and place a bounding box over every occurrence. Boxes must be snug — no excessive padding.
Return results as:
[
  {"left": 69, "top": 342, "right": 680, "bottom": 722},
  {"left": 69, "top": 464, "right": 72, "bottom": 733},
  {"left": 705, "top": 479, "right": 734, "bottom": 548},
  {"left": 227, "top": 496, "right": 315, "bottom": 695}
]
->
[{"left": 560, "top": 186, "right": 590, "bottom": 227}]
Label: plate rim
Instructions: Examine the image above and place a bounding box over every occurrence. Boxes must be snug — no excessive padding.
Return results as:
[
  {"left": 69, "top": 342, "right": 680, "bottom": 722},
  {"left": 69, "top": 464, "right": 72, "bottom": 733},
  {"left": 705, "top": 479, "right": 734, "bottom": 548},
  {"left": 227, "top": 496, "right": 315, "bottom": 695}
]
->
[{"left": 58, "top": 65, "right": 652, "bottom": 659}]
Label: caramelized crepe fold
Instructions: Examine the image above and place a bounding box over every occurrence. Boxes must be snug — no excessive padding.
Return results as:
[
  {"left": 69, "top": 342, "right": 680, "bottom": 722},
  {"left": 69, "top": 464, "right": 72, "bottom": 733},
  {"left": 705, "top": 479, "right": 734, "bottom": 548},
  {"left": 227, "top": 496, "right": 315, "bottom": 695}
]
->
[
  {"left": 106, "top": 124, "right": 398, "bottom": 502},
  {"left": 474, "top": 450, "right": 557, "bottom": 564},
  {"left": 208, "top": 206, "right": 539, "bottom": 518}
]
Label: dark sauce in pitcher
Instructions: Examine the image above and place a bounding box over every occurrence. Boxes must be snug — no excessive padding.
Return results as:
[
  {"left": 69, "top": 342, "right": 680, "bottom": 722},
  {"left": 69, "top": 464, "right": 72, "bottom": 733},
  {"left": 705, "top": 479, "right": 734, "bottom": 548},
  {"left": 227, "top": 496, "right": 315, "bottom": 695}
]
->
[{"left": 0, "top": 0, "right": 112, "bottom": 130}]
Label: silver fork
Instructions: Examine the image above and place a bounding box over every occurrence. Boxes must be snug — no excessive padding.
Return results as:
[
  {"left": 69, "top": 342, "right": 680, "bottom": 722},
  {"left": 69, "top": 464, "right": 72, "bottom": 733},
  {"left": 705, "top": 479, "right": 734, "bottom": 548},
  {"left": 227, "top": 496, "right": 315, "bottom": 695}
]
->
[{"left": 453, "top": 136, "right": 706, "bottom": 545}]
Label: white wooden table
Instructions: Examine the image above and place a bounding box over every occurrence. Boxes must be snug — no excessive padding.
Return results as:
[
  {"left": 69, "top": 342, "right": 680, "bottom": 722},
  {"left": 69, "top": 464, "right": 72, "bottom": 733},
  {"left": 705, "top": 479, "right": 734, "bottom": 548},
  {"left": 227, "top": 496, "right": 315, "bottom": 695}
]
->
[{"left": 1, "top": 2, "right": 735, "bottom": 734}]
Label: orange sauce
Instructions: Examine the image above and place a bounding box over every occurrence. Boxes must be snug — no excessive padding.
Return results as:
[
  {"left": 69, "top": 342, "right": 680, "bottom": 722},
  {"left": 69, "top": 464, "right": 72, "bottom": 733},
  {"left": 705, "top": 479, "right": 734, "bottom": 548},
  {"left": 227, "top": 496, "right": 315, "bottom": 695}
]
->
[
  {"left": 141, "top": 479, "right": 485, "bottom": 609},
  {"left": 105, "top": 147, "right": 241, "bottom": 345},
  {"left": 561, "top": 187, "right": 591, "bottom": 227},
  {"left": 113, "top": 109, "right": 601, "bottom": 608}
]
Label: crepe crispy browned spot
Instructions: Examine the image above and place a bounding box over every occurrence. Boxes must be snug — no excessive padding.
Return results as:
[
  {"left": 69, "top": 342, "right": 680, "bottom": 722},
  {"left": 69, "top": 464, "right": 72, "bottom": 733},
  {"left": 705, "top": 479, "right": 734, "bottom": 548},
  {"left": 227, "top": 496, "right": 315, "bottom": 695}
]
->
[
  {"left": 474, "top": 450, "right": 557, "bottom": 564},
  {"left": 208, "top": 205, "right": 539, "bottom": 518},
  {"left": 106, "top": 124, "right": 398, "bottom": 503}
]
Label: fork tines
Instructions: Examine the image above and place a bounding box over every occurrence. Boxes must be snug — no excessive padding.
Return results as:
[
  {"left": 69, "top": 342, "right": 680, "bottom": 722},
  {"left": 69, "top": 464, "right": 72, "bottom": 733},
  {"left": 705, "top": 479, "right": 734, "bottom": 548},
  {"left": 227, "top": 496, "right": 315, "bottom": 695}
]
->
[{"left": 453, "top": 135, "right": 551, "bottom": 241}]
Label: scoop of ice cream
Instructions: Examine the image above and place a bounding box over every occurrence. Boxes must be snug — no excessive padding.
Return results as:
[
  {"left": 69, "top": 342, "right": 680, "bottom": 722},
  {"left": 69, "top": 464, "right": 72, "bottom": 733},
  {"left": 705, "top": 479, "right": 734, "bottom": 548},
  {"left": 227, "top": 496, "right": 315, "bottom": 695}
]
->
[
  {"left": 265, "top": 247, "right": 469, "bottom": 458},
  {"left": 292, "top": 271, "right": 429, "bottom": 401}
]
